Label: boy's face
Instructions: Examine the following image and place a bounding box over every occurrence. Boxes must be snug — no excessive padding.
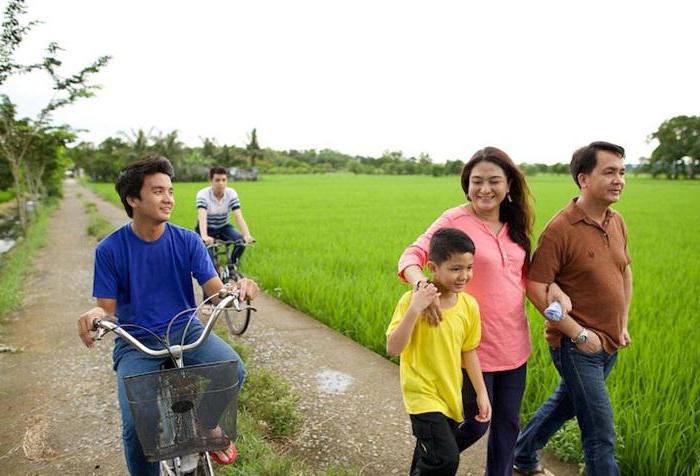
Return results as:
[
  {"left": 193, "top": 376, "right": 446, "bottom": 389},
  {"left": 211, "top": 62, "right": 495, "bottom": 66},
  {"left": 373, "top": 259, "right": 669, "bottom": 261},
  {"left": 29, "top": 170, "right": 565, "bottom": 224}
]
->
[
  {"left": 211, "top": 173, "right": 228, "bottom": 194},
  {"left": 128, "top": 172, "right": 174, "bottom": 224},
  {"left": 429, "top": 252, "right": 474, "bottom": 293}
]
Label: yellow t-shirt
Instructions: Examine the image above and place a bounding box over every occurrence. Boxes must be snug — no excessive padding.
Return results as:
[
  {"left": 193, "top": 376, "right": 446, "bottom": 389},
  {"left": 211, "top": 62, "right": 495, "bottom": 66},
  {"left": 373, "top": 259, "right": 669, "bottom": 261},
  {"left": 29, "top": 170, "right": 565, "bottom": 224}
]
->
[{"left": 386, "top": 291, "right": 481, "bottom": 422}]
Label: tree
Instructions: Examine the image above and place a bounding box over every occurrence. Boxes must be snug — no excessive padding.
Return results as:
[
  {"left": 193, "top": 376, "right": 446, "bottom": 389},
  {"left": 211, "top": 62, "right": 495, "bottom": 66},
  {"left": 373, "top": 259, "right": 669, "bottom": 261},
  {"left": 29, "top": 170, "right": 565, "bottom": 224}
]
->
[
  {"left": 246, "top": 128, "right": 262, "bottom": 168},
  {"left": 0, "top": 0, "right": 110, "bottom": 232},
  {"left": 649, "top": 115, "right": 700, "bottom": 179}
]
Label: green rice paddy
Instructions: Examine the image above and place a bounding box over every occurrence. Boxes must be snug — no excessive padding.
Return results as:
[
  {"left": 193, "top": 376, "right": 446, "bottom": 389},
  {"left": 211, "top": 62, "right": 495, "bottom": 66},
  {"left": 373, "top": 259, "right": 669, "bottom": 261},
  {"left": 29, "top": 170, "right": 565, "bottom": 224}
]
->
[{"left": 90, "top": 174, "right": 700, "bottom": 475}]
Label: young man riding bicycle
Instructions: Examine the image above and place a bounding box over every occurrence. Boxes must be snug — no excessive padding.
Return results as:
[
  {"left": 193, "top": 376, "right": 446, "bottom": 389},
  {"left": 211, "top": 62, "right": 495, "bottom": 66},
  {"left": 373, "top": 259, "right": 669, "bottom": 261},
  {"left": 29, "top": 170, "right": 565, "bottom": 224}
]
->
[
  {"left": 195, "top": 166, "right": 254, "bottom": 265},
  {"left": 77, "top": 156, "right": 259, "bottom": 475}
]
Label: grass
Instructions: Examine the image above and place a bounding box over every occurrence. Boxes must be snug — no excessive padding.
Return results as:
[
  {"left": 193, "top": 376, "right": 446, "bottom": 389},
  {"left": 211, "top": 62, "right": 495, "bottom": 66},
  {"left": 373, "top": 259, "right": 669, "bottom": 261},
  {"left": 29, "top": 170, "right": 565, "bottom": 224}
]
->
[
  {"left": 84, "top": 201, "right": 115, "bottom": 240},
  {"left": 0, "top": 189, "right": 14, "bottom": 204},
  {"left": 0, "top": 200, "right": 57, "bottom": 328},
  {"left": 215, "top": 331, "right": 357, "bottom": 475},
  {"left": 88, "top": 174, "right": 700, "bottom": 476}
]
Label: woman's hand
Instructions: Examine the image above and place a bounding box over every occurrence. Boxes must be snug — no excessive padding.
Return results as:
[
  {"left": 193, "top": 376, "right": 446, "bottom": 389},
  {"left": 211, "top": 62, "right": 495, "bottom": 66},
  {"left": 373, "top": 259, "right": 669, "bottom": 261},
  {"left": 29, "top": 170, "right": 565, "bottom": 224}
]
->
[{"left": 409, "top": 281, "right": 441, "bottom": 326}]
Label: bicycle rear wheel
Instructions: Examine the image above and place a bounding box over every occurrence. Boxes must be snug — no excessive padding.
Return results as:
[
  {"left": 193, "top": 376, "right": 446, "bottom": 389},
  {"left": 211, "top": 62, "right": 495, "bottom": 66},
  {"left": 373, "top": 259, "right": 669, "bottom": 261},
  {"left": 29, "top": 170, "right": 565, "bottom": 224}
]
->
[{"left": 222, "top": 303, "right": 252, "bottom": 336}]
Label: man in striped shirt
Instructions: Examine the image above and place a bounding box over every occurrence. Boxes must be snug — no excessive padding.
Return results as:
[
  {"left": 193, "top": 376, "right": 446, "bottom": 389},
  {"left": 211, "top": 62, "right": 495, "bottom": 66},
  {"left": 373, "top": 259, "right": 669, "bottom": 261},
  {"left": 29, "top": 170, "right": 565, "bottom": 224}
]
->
[{"left": 196, "top": 166, "right": 254, "bottom": 264}]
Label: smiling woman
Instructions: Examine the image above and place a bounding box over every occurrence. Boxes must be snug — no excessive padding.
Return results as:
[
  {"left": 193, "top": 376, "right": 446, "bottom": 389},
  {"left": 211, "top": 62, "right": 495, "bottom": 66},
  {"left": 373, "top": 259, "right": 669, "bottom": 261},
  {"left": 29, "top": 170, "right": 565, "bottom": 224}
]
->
[{"left": 397, "top": 147, "right": 542, "bottom": 476}]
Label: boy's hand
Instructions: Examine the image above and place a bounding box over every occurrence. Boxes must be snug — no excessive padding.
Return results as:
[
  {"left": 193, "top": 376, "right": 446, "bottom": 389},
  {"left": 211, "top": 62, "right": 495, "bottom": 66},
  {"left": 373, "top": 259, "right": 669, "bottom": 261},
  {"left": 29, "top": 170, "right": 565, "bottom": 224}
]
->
[
  {"left": 409, "top": 281, "right": 440, "bottom": 318},
  {"left": 78, "top": 307, "right": 105, "bottom": 348},
  {"left": 237, "top": 278, "right": 260, "bottom": 301},
  {"left": 475, "top": 392, "right": 492, "bottom": 423}
]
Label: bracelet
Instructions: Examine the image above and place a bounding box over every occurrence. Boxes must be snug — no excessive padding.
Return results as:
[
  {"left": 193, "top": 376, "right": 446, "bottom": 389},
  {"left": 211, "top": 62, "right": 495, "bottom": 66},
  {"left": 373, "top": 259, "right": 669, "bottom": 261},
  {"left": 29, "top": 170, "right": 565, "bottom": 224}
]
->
[{"left": 414, "top": 279, "right": 430, "bottom": 291}]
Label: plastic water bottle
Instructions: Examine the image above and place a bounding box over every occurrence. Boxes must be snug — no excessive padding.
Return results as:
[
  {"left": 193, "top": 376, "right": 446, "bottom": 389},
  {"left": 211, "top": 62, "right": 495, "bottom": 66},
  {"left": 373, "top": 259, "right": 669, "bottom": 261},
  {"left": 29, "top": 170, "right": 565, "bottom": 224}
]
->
[{"left": 544, "top": 301, "right": 563, "bottom": 321}]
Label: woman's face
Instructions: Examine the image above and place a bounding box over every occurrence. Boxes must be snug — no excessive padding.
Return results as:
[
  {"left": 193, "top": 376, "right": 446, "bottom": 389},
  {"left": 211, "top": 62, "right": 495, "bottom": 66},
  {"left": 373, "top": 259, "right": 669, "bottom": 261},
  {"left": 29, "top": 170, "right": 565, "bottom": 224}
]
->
[{"left": 467, "top": 160, "right": 510, "bottom": 216}]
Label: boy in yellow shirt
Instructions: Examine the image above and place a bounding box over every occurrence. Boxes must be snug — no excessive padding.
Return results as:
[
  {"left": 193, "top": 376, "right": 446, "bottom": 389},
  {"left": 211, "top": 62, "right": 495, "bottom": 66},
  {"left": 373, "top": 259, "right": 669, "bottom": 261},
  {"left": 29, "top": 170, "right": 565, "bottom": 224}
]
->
[{"left": 387, "top": 228, "right": 491, "bottom": 475}]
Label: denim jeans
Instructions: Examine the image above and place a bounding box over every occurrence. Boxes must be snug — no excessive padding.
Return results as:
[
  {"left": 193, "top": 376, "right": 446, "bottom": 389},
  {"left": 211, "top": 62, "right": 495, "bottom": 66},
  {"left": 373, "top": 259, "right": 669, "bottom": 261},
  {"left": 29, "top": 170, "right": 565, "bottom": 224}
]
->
[
  {"left": 113, "top": 321, "right": 246, "bottom": 476},
  {"left": 514, "top": 338, "right": 619, "bottom": 476},
  {"left": 195, "top": 223, "right": 246, "bottom": 265}
]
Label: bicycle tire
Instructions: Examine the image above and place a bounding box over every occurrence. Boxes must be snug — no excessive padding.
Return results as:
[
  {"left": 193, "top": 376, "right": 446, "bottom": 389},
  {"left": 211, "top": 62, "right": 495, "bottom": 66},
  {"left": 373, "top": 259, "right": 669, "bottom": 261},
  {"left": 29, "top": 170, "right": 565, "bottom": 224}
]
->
[{"left": 222, "top": 301, "right": 252, "bottom": 336}]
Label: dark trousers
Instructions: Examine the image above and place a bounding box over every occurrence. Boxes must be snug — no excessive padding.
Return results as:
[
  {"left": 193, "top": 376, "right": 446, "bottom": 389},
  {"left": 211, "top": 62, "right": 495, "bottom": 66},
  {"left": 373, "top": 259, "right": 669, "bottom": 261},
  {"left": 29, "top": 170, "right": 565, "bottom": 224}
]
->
[
  {"left": 514, "top": 339, "right": 619, "bottom": 476},
  {"left": 195, "top": 223, "right": 246, "bottom": 264},
  {"left": 454, "top": 363, "right": 527, "bottom": 476},
  {"left": 410, "top": 412, "right": 460, "bottom": 476}
]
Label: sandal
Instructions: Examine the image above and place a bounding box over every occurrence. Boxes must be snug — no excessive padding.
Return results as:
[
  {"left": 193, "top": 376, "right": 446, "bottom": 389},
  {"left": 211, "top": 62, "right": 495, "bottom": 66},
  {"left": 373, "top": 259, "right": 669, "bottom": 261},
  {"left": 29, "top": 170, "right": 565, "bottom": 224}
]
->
[
  {"left": 210, "top": 440, "right": 237, "bottom": 465},
  {"left": 513, "top": 465, "right": 554, "bottom": 476}
]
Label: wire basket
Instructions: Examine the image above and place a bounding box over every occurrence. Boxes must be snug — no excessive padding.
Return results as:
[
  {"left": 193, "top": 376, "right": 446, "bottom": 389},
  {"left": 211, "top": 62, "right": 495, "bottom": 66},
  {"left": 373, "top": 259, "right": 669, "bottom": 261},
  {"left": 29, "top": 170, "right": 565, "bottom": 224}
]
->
[{"left": 123, "top": 360, "right": 239, "bottom": 462}]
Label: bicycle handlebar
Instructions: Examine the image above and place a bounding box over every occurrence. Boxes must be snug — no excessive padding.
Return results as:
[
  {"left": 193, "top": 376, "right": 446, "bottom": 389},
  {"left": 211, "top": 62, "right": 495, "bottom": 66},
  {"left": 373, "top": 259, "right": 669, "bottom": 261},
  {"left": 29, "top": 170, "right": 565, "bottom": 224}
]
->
[
  {"left": 205, "top": 238, "right": 255, "bottom": 249},
  {"left": 92, "top": 288, "right": 244, "bottom": 359}
]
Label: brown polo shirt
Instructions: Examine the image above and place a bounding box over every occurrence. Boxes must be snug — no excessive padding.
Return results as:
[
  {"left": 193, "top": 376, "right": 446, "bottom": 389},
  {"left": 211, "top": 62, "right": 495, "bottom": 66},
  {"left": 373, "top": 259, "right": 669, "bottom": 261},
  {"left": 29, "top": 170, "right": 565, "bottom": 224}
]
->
[{"left": 529, "top": 198, "right": 631, "bottom": 353}]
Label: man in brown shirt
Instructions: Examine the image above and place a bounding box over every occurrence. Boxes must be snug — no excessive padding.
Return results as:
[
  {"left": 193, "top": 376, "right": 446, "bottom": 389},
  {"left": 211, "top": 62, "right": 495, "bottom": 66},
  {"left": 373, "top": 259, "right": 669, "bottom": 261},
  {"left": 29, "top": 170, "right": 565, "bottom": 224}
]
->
[{"left": 514, "top": 142, "right": 632, "bottom": 476}]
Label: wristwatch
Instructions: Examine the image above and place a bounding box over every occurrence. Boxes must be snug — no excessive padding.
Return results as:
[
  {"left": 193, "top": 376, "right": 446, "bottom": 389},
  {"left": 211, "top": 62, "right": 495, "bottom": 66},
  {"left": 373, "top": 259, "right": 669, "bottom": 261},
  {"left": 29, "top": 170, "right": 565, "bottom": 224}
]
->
[{"left": 571, "top": 328, "right": 589, "bottom": 345}]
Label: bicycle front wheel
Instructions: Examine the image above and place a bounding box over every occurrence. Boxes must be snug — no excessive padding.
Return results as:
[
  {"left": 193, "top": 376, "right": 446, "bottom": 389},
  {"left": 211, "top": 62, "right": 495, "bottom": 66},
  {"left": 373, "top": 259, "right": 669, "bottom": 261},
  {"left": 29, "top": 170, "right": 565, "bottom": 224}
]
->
[{"left": 223, "top": 301, "right": 252, "bottom": 336}]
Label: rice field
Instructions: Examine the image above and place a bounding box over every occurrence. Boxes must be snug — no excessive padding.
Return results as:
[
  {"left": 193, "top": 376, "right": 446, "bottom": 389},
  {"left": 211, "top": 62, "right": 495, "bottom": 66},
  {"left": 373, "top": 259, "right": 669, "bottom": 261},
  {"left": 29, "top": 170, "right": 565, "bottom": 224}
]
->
[{"left": 90, "top": 174, "right": 700, "bottom": 475}]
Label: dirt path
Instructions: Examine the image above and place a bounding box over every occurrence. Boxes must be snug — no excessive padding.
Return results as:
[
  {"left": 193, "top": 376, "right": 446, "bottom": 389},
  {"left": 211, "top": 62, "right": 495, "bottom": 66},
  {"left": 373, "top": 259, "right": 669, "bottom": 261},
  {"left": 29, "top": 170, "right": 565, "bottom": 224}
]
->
[
  {"left": 0, "top": 180, "right": 127, "bottom": 475},
  {"left": 0, "top": 181, "right": 576, "bottom": 475}
]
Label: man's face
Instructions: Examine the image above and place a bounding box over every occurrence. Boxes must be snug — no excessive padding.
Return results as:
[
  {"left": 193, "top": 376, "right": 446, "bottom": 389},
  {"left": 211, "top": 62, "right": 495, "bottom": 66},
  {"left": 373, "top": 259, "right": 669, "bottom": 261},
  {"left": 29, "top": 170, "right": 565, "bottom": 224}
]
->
[
  {"left": 211, "top": 173, "right": 227, "bottom": 194},
  {"left": 579, "top": 150, "right": 625, "bottom": 205},
  {"left": 128, "top": 173, "right": 174, "bottom": 223}
]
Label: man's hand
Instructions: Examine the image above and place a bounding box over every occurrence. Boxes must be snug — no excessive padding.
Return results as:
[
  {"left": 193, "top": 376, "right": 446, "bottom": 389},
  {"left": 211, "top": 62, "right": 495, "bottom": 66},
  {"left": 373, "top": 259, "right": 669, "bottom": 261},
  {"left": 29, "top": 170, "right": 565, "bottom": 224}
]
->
[
  {"left": 243, "top": 234, "right": 255, "bottom": 245},
  {"left": 78, "top": 307, "right": 105, "bottom": 348},
  {"left": 237, "top": 278, "right": 259, "bottom": 301},
  {"left": 577, "top": 330, "right": 603, "bottom": 354},
  {"left": 547, "top": 282, "right": 572, "bottom": 314},
  {"left": 202, "top": 235, "right": 215, "bottom": 246},
  {"left": 619, "top": 327, "right": 631, "bottom": 347}
]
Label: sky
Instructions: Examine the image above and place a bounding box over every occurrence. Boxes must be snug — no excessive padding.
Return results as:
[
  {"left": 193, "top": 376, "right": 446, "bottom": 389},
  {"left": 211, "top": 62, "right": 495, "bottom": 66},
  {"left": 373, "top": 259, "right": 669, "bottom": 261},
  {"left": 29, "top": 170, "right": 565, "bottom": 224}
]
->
[{"left": 3, "top": 0, "right": 699, "bottom": 164}]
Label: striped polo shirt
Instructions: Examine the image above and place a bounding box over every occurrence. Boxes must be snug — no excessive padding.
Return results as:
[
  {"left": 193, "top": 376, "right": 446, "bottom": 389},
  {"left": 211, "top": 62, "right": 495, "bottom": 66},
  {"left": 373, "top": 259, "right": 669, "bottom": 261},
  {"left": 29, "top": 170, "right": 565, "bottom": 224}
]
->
[{"left": 195, "top": 186, "right": 241, "bottom": 229}]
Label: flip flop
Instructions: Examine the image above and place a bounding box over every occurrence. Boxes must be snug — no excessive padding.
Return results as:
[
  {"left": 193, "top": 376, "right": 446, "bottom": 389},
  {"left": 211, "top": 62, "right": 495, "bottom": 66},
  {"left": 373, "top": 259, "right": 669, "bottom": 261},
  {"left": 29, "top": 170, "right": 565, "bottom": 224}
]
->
[{"left": 210, "top": 440, "right": 237, "bottom": 465}]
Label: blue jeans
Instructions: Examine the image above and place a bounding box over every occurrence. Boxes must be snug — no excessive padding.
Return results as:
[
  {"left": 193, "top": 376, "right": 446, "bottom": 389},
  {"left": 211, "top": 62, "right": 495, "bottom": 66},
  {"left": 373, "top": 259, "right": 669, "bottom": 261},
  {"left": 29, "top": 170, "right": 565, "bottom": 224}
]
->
[
  {"left": 113, "top": 321, "right": 246, "bottom": 476},
  {"left": 195, "top": 223, "right": 246, "bottom": 265},
  {"left": 514, "top": 338, "right": 619, "bottom": 476}
]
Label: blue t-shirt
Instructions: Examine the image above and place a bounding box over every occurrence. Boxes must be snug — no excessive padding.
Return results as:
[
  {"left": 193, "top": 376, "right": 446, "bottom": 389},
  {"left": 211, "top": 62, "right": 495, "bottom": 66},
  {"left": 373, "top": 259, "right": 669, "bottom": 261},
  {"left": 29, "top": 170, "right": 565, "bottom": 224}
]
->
[{"left": 92, "top": 223, "right": 217, "bottom": 337}]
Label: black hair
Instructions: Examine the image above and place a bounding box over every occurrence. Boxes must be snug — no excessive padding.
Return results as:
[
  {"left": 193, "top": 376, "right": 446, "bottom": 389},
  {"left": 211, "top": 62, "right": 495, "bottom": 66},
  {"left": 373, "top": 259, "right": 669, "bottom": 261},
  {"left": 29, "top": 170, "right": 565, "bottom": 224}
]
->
[
  {"left": 209, "top": 166, "right": 228, "bottom": 179},
  {"left": 115, "top": 155, "right": 174, "bottom": 218},
  {"left": 460, "top": 147, "right": 534, "bottom": 259},
  {"left": 428, "top": 228, "right": 476, "bottom": 264},
  {"left": 570, "top": 141, "right": 625, "bottom": 188}
]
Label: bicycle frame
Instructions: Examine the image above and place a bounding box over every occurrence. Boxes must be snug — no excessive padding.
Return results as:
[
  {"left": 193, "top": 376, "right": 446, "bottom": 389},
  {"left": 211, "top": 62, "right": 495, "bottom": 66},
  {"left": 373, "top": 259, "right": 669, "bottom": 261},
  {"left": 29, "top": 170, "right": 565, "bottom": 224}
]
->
[{"left": 93, "top": 289, "right": 245, "bottom": 475}]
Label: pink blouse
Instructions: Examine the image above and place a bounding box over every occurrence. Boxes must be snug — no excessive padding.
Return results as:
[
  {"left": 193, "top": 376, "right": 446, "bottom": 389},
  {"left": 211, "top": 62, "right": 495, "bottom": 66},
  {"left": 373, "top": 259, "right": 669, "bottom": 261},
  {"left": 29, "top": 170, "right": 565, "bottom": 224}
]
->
[{"left": 398, "top": 206, "right": 530, "bottom": 372}]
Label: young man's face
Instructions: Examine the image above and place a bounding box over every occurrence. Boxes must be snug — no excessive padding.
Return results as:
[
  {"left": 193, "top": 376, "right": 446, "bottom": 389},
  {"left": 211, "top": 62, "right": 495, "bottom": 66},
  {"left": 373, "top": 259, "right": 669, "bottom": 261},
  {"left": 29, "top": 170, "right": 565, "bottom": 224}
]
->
[
  {"left": 128, "top": 173, "right": 174, "bottom": 223},
  {"left": 429, "top": 252, "right": 474, "bottom": 293},
  {"left": 211, "top": 173, "right": 228, "bottom": 194},
  {"left": 579, "top": 150, "right": 625, "bottom": 205}
]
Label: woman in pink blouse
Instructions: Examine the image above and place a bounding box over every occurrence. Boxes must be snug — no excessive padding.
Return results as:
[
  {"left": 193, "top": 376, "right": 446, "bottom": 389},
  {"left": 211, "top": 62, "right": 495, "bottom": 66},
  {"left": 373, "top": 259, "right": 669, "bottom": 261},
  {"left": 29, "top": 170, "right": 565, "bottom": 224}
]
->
[{"left": 398, "top": 147, "right": 563, "bottom": 476}]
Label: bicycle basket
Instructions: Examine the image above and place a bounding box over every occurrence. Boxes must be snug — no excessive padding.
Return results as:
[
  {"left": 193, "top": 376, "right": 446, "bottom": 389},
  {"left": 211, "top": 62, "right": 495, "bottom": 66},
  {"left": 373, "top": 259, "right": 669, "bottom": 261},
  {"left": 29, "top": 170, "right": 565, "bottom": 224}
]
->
[{"left": 123, "top": 360, "right": 239, "bottom": 462}]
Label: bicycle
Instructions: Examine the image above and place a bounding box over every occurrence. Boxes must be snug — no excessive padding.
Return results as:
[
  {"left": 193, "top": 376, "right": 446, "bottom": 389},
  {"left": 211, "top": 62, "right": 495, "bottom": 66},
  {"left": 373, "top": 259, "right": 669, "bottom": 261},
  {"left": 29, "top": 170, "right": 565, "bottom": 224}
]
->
[
  {"left": 206, "top": 239, "right": 254, "bottom": 336},
  {"left": 92, "top": 287, "right": 254, "bottom": 476}
]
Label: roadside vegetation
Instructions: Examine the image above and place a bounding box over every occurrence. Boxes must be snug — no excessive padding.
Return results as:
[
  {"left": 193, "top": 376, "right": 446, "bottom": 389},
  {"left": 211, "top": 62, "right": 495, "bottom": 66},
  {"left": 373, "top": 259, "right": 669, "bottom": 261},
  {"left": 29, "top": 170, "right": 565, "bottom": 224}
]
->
[
  {"left": 0, "top": 200, "right": 57, "bottom": 328},
  {"left": 216, "top": 332, "right": 356, "bottom": 475},
  {"left": 84, "top": 202, "right": 115, "bottom": 241}
]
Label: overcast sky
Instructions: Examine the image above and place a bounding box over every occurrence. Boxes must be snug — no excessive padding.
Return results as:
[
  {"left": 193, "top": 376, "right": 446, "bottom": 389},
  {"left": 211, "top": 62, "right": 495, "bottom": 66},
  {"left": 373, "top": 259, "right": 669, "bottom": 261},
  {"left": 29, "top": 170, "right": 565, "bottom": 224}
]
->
[{"left": 4, "top": 0, "right": 699, "bottom": 164}]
